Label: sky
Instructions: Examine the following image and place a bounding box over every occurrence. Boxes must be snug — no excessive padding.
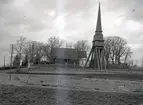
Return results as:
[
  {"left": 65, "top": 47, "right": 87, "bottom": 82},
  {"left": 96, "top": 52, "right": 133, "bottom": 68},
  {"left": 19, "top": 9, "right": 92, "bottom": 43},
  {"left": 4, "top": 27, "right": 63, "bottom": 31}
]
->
[{"left": 0, "top": 0, "right": 143, "bottom": 66}]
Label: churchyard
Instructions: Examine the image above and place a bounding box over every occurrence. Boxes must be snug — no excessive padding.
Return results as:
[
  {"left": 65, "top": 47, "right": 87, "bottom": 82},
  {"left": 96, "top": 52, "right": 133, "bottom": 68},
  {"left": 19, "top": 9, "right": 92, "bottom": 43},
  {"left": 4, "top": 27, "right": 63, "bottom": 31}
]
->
[{"left": 0, "top": 66, "right": 143, "bottom": 105}]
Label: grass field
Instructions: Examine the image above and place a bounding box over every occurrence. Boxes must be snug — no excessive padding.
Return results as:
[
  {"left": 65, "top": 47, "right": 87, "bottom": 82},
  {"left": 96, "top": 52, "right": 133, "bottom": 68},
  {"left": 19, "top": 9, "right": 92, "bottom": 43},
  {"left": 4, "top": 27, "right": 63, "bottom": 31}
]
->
[
  {"left": 0, "top": 67, "right": 143, "bottom": 105},
  {"left": 0, "top": 85, "right": 143, "bottom": 105}
]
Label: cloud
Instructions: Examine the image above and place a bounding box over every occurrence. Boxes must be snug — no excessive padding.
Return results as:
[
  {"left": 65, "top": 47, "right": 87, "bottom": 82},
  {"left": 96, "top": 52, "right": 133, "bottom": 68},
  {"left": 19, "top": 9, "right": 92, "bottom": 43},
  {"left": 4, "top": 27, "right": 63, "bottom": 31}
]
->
[
  {"left": 105, "top": 0, "right": 143, "bottom": 22},
  {"left": 0, "top": 0, "right": 143, "bottom": 66}
]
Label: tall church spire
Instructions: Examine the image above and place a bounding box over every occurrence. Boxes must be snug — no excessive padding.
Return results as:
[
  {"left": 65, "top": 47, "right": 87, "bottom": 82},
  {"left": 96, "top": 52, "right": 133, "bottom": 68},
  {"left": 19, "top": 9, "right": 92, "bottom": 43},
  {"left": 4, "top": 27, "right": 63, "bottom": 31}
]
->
[
  {"left": 84, "top": 2, "right": 106, "bottom": 70},
  {"left": 96, "top": 2, "right": 102, "bottom": 32}
]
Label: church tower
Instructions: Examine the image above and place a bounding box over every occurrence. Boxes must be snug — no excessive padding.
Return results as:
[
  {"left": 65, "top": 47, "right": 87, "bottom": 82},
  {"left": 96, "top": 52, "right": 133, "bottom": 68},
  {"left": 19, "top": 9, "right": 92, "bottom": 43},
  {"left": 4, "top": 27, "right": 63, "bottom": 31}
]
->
[{"left": 84, "top": 3, "right": 106, "bottom": 70}]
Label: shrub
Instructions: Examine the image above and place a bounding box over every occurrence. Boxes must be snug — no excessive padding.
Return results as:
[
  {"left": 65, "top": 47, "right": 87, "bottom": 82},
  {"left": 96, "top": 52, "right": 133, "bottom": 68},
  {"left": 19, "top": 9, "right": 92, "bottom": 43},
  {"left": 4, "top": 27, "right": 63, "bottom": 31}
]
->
[{"left": 0, "top": 66, "right": 18, "bottom": 70}]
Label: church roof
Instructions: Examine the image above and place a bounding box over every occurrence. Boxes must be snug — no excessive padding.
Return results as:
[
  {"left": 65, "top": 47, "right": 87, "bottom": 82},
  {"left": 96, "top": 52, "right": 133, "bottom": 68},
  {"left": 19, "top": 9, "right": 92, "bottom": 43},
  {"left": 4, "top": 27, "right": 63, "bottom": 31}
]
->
[{"left": 51, "top": 48, "right": 87, "bottom": 59}]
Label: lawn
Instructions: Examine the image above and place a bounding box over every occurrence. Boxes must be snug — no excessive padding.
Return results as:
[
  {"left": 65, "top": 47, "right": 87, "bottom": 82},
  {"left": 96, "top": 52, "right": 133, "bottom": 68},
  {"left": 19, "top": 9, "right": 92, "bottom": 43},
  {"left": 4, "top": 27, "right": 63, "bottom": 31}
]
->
[{"left": 0, "top": 85, "right": 143, "bottom": 105}]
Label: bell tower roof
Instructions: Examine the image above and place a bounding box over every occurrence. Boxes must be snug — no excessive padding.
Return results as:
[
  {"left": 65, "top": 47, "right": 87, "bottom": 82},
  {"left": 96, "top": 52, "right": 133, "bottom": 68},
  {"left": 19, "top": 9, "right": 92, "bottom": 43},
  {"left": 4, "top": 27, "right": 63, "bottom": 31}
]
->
[
  {"left": 93, "top": 2, "right": 104, "bottom": 44},
  {"left": 95, "top": 2, "right": 102, "bottom": 32}
]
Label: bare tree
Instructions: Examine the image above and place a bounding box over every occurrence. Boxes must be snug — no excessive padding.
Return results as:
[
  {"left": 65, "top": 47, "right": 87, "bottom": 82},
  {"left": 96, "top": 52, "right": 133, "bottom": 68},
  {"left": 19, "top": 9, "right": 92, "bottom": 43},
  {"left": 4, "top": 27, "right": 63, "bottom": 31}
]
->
[
  {"left": 34, "top": 42, "right": 45, "bottom": 64},
  {"left": 141, "top": 59, "right": 143, "bottom": 68},
  {"left": 14, "top": 36, "right": 27, "bottom": 71},
  {"left": 44, "top": 36, "right": 65, "bottom": 62},
  {"left": 104, "top": 36, "right": 132, "bottom": 65},
  {"left": 123, "top": 47, "right": 132, "bottom": 63},
  {"left": 65, "top": 42, "right": 74, "bottom": 48},
  {"left": 43, "top": 43, "right": 50, "bottom": 62},
  {"left": 24, "top": 41, "right": 37, "bottom": 63},
  {"left": 48, "top": 36, "right": 65, "bottom": 49},
  {"left": 127, "top": 59, "right": 134, "bottom": 67},
  {"left": 135, "top": 60, "right": 139, "bottom": 67},
  {"left": 74, "top": 40, "right": 90, "bottom": 52},
  {"left": 104, "top": 36, "right": 117, "bottom": 64},
  {"left": 24, "top": 40, "right": 46, "bottom": 64},
  {"left": 104, "top": 37, "right": 112, "bottom": 67},
  {"left": 113, "top": 36, "right": 127, "bottom": 64}
]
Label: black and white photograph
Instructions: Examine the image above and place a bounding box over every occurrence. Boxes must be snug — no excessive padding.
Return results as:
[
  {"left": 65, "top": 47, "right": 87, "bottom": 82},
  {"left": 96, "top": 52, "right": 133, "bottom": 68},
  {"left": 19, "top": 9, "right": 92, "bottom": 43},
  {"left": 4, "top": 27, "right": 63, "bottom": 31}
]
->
[{"left": 0, "top": 0, "right": 143, "bottom": 105}]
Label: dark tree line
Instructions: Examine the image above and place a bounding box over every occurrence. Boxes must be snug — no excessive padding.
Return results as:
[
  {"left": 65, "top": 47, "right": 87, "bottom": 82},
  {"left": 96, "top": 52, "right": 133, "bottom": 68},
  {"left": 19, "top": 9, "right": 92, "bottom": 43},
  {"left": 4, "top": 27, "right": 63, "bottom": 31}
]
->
[
  {"left": 12, "top": 36, "right": 132, "bottom": 70},
  {"left": 12, "top": 36, "right": 90, "bottom": 68}
]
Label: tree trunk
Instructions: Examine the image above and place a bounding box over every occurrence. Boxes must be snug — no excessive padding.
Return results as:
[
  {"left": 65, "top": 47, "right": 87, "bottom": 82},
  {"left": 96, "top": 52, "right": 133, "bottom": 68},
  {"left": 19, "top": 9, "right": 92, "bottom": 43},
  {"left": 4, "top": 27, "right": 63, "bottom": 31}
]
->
[
  {"left": 105, "top": 56, "right": 109, "bottom": 68},
  {"left": 115, "top": 55, "right": 118, "bottom": 64},
  {"left": 118, "top": 56, "right": 121, "bottom": 65},
  {"left": 111, "top": 58, "right": 114, "bottom": 64},
  {"left": 17, "top": 53, "right": 21, "bottom": 72}
]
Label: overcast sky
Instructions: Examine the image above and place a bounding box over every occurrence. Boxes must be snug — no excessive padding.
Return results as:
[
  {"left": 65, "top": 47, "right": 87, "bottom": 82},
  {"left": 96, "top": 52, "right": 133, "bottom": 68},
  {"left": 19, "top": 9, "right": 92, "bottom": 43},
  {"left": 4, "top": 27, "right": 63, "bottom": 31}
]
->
[{"left": 0, "top": 0, "right": 143, "bottom": 66}]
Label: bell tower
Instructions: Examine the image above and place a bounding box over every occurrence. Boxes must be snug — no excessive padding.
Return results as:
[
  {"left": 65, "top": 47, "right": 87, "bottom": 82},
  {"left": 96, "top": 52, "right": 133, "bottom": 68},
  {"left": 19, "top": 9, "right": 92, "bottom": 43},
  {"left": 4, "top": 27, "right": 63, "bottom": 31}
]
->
[{"left": 84, "top": 3, "right": 106, "bottom": 70}]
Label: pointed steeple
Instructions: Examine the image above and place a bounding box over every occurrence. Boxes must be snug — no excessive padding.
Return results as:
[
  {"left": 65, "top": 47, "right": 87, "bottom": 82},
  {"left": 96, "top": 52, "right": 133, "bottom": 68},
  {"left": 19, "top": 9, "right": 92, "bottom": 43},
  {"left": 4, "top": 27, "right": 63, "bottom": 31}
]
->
[{"left": 96, "top": 2, "right": 102, "bottom": 32}]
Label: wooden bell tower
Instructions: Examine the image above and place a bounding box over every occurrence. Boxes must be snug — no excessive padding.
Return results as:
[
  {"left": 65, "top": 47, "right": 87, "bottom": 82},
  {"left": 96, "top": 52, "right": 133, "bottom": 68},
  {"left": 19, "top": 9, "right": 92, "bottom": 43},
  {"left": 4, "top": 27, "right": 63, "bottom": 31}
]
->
[{"left": 84, "top": 3, "right": 106, "bottom": 70}]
